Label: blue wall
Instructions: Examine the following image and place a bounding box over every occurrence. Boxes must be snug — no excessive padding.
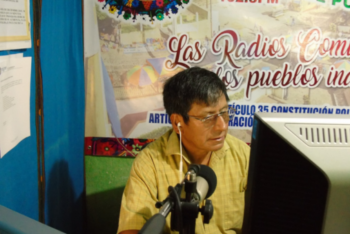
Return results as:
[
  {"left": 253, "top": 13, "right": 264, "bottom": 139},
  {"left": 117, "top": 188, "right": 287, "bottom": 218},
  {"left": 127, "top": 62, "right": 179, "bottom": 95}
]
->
[
  {"left": 0, "top": 0, "right": 85, "bottom": 233},
  {"left": 0, "top": 0, "right": 39, "bottom": 221},
  {"left": 40, "top": 0, "right": 85, "bottom": 233}
]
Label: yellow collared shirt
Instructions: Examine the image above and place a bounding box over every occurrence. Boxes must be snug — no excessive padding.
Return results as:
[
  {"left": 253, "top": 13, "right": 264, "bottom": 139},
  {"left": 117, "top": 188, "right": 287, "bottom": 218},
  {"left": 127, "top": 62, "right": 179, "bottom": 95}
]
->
[{"left": 118, "top": 129, "right": 250, "bottom": 234}]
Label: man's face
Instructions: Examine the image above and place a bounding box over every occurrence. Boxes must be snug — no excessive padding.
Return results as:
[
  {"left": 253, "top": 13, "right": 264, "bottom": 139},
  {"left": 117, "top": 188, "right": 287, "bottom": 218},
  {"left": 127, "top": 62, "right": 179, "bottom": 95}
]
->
[{"left": 180, "top": 94, "right": 229, "bottom": 157}]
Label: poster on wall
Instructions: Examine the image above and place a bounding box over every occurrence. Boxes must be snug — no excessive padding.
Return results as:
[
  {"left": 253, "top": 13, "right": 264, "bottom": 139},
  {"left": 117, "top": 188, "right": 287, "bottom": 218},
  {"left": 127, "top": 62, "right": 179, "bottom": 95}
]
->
[
  {"left": 84, "top": 0, "right": 350, "bottom": 155},
  {"left": 0, "top": 56, "right": 31, "bottom": 158},
  {"left": 0, "top": 0, "right": 31, "bottom": 51}
]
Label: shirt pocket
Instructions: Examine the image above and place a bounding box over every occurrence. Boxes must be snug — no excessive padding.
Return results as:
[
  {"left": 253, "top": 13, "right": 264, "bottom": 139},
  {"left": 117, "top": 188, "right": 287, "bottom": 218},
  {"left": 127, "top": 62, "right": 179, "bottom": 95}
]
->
[{"left": 223, "top": 178, "right": 245, "bottom": 232}]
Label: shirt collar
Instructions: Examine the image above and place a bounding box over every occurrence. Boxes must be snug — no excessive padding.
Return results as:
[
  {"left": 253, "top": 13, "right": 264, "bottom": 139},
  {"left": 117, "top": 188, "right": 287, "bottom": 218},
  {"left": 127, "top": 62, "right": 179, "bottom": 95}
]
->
[
  {"left": 213, "top": 139, "right": 229, "bottom": 160},
  {"left": 165, "top": 130, "right": 191, "bottom": 164},
  {"left": 165, "top": 130, "right": 229, "bottom": 163}
]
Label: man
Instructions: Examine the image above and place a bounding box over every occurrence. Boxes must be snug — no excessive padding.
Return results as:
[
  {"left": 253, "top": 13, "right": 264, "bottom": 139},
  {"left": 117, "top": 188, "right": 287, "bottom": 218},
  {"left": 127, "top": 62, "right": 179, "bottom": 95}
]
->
[{"left": 118, "top": 67, "right": 250, "bottom": 234}]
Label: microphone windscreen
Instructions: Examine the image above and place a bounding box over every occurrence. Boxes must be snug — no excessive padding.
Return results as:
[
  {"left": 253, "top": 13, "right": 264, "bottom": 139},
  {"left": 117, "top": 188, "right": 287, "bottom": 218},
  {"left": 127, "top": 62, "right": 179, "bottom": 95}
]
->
[{"left": 197, "top": 165, "right": 217, "bottom": 199}]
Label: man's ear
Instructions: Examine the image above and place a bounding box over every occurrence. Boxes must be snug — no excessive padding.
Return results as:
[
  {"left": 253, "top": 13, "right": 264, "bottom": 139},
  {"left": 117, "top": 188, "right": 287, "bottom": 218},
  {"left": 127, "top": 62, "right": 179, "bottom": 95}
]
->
[{"left": 170, "top": 114, "right": 183, "bottom": 134}]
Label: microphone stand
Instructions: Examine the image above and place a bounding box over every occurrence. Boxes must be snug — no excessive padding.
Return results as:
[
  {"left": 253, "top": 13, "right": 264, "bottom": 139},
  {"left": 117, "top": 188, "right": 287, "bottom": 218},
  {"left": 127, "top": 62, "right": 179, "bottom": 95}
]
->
[{"left": 139, "top": 167, "right": 214, "bottom": 234}]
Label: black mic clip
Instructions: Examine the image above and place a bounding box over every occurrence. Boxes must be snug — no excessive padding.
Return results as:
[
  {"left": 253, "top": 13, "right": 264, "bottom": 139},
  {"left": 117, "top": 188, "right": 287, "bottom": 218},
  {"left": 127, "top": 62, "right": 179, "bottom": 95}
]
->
[
  {"left": 183, "top": 172, "right": 214, "bottom": 224},
  {"left": 170, "top": 164, "right": 214, "bottom": 234}
]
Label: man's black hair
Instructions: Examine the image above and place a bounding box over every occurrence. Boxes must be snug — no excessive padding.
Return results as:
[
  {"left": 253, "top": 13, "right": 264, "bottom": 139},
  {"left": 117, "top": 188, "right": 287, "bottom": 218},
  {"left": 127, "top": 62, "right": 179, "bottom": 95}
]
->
[{"left": 163, "top": 67, "right": 229, "bottom": 123}]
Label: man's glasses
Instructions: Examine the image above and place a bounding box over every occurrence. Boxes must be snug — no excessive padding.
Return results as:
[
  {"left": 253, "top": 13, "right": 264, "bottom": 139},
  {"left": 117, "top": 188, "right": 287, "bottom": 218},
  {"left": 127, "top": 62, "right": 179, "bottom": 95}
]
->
[{"left": 188, "top": 107, "right": 236, "bottom": 128}]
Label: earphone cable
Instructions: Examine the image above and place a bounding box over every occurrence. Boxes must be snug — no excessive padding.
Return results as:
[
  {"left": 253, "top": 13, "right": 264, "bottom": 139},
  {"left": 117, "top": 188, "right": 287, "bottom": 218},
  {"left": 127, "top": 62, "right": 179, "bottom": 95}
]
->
[{"left": 178, "top": 125, "right": 183, "bottom": 183}]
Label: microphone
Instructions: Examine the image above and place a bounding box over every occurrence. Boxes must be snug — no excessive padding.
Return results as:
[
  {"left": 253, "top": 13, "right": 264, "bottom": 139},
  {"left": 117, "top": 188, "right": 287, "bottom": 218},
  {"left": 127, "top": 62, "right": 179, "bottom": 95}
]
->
[
  {"left": 139, "top": 165, "right": 217, "bottom": 234},
  {"left": 158, "top": 164, "right": 217, "bottom": 217},
  {"left": 186, "top": 164, "right": 217, "bottom": 202}
]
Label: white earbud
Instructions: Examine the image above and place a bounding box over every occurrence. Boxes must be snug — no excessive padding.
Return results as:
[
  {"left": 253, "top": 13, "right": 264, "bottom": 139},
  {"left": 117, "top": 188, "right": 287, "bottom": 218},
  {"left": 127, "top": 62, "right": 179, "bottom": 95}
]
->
[{"left": 177, "top": 122, "right": 181, "bottom": 131}]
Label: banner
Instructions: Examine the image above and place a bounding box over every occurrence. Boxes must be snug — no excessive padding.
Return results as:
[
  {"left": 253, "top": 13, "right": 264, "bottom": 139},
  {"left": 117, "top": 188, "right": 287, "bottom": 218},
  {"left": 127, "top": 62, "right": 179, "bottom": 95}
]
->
[{"left": 84, "top": 0, "right": 350, "bottom": 147}]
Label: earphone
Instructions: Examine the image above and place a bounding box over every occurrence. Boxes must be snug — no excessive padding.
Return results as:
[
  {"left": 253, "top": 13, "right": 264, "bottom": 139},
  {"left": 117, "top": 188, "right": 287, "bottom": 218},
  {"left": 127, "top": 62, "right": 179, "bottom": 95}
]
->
[{"left": 177, "top": 122, "right": 183, "bottom": 182}]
